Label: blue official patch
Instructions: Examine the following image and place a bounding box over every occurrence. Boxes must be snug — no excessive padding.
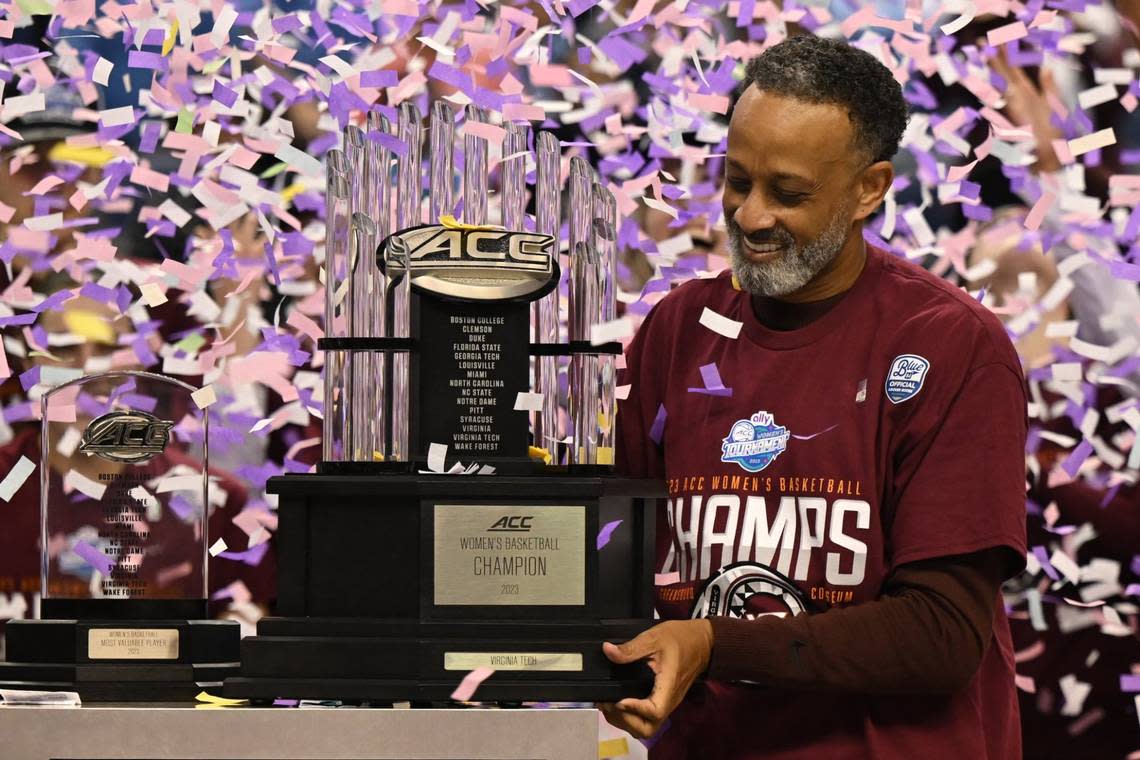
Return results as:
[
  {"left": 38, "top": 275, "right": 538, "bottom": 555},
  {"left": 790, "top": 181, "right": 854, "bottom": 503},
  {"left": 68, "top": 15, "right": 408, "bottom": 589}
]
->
[
  {"left": 885, "top": 354, "right": 931, "bottom": 404},
  {"left": 720, "top": 411, "right": 790, "bottom": 473}
]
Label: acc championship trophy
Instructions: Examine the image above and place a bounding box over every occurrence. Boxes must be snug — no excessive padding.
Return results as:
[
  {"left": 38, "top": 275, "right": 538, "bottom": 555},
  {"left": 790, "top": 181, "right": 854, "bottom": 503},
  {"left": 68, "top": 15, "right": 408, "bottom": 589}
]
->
[
  {"left": 227, "top": 103, "right": 664, "bottom": 702},
  {"left": 0, "top": 372, "right": 239, "bottom": 700}
]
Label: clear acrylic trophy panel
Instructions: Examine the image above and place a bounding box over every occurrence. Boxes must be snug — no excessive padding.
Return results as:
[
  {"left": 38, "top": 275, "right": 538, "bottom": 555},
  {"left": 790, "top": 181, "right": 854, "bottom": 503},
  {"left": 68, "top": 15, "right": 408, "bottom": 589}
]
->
[{"left": 40, "top": 371, "right": 209, "bottom": 607}]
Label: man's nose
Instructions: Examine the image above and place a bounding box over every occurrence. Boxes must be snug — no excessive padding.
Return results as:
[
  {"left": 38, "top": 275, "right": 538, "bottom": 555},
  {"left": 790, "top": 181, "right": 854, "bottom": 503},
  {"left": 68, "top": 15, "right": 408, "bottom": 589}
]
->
[{"left": 733, "top": 192, "right": 777, "bottom": 234}]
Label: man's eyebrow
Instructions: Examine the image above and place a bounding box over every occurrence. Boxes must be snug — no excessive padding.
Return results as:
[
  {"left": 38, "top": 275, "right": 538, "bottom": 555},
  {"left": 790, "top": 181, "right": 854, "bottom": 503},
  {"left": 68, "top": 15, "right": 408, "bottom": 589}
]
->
[{"left": 725, "top": 159, "right": 818, "bottom": 185}]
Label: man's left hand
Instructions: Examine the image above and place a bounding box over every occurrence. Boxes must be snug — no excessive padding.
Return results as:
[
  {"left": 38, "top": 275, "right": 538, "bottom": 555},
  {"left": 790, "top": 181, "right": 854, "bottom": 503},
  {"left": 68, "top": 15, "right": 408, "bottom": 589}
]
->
[{"left": 599, "top": 619, "right": 714, "bottom": 739}]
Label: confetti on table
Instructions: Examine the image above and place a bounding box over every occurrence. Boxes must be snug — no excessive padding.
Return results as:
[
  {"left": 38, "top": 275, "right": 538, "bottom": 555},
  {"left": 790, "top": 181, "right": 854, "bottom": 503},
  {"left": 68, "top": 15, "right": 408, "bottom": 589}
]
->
[
  {"left": 450, "top": 667, "right": 494, "bottom": 701},
  {"left": 0, "top": 456, "right": 35, "bottom": 502},
  {"left": 427, "top": 443, "right": 448, "bottom": 474}
]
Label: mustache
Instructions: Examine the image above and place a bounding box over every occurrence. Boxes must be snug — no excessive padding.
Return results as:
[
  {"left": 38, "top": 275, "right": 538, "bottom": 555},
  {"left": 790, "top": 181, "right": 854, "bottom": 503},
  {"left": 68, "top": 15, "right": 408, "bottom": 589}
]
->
[{"left": 726, "top": 217, "right": 794, "bottom": 246}]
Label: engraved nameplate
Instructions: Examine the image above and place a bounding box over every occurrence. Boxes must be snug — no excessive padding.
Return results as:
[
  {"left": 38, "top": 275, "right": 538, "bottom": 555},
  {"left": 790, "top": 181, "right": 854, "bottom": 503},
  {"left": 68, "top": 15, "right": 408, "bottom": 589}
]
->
[
  {"left": 87, "top": 628, "right": 179, "bottom": 660},
  {"left": 434, "top": 504, "right": 585, "bottom": 606},
  {"left": 444, "top": 652, "right": 584, "bottom": 672}
]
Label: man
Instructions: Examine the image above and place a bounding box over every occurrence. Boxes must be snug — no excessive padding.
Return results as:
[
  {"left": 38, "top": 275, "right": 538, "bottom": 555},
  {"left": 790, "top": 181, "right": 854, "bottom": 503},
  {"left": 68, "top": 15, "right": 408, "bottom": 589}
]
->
[{"left": 604, "top": 35, "right": 1028, "bottom": 759}]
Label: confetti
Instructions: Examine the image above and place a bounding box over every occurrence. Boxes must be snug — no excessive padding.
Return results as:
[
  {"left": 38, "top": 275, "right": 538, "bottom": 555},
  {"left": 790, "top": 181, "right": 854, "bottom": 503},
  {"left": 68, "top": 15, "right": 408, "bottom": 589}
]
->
[
  {"left": 450, "top": 667, "right": 494, "bottom": 701},
  {"left": 699, "top": 308, "right": 743, "bottom": 340},
  {"left": 0, "top": 456, "right": 35, "bottom": 502},
  {"left": 192, "top": 385, "right": 217, "bottom": 409},
  {"left": 514, "top": 392, "right": 544, "bottom": 412},
  {"left": 597, "top": 519, "right": 622, "bottom": 550},
  {"left": 688, "top": 363, "right": 732, "bottom": 397}
]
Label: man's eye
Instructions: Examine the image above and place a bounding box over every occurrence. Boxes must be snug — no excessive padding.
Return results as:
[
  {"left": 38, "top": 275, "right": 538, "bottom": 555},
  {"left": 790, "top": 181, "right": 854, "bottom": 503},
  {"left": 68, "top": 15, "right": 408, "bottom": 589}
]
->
[
  {"left": 775, "top": 191, "right": 807, "bottom": 205},
  {"left": 726, "top": 178, "right": 750, "bottom": 192}
]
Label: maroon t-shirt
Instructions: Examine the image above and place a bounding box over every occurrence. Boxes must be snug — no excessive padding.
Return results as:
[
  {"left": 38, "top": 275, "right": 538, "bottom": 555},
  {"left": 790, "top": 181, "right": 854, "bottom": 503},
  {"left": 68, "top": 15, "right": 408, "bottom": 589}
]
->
[{"left": 617, "top": 244, "right": 1028, "bottom": 759}]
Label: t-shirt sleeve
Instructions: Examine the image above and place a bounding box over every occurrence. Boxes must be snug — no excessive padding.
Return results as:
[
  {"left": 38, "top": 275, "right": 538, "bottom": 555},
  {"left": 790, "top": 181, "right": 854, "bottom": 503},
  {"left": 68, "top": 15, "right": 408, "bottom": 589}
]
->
[
  {"left": 615, "top": 305, "right": 667, "bottom": 480},
  {"left": 887, "top": 361, "right": 1028, "bottom": 579}
]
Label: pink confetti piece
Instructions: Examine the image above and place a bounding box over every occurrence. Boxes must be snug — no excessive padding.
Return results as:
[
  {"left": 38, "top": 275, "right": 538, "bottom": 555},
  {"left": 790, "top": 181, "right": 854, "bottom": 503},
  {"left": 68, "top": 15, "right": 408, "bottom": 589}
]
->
[
  {"left": 450, "top": 667, "right": 494, "bottom": 701},
  {"left": 596, "top": 519, "right": 622, "bottom": 550},
  {"left": 654, "top": 571, "right": 681, "bottom": 585},
  {"left": 987, "top": 21, "right": 1028, "bottom": 46}
]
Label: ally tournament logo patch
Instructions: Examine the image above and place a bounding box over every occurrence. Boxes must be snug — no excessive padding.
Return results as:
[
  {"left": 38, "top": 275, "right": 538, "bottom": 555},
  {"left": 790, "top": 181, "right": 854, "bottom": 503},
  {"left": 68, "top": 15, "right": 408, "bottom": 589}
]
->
[
  {"left": 885, "top": 354, "right": 931, "bottom": 404},
  {"left": 720, "top": 411, "right": 790, "bottom": 473}
]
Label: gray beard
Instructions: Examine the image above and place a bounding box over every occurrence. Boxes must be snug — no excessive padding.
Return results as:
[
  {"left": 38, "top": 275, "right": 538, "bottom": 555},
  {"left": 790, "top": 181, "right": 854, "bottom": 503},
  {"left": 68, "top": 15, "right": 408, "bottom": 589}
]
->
[{"left": 727, "top": 204, "right": 852, "bottom": 297}]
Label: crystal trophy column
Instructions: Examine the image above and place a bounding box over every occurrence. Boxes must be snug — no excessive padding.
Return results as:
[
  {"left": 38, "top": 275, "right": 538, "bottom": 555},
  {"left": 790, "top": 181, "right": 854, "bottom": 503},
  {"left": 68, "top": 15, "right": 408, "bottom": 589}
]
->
[
  {"left": 533, "top": 131, "right": 562, "bottom": 457},
  {"left": 590, "top": 181, "right": 618, "bottom": 464},
  {"left": 323, "top": 151, "right": 352, "bottom": 463},
  {"left": 567, "top": 157, "right": 597, "bottom": 465},
  {"left": 389, "top": 102, "right": 423, "bottom": 462},
  {"left": 429, "top": 101, "right": 455, "bottom": 222},
  {"left": 463, "top": 104, "right": 489, "bottom": 226},
  {"left": 365, "top": 111, "right": 392, "bottom": 462}
]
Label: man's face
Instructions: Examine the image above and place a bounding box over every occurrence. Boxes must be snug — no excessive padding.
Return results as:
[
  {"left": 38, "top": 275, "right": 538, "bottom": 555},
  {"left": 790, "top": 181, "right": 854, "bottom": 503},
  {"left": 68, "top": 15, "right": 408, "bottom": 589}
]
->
[{"left": 723, "top": 87, "right": 863, "bottom": 297}]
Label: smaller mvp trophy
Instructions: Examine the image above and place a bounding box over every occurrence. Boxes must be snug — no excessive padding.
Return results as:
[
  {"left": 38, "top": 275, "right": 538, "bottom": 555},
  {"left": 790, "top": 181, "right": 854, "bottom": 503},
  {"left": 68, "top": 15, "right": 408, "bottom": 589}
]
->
[
  {"left": 227, "top": 103, "right": 665, "bottom": 703},
  {"left": 0, "top": 371, "right": 239, "bottom": 700}
]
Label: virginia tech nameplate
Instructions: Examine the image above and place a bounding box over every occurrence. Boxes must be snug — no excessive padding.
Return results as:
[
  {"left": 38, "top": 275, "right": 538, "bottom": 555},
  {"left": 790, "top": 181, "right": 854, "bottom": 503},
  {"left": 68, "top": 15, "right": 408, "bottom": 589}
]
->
[
  {"left": 443, "top": 651, "right": 584, "bottom": 671},
  {"left": 433, "top": 504, "right": 585, "bottom": 606},
  {"left": 87, "top": 628, "right": 179, "bottom": 660}
]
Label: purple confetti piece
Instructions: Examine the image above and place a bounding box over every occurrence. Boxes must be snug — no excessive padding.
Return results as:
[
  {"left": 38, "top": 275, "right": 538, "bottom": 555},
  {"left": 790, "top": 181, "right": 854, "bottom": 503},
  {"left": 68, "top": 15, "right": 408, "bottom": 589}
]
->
[
  {"left": 74, "top": 540, "right": 116, "bottom": 577},
  {"left": 1032, "top": 545, "right": 1060, "bottom": 581},
  {"left": 1061, "top": 439, "right": 1094, "bottom": 479},
  {"left": 596, "top": 519, "right": 622, "bottom": 550},
  {"left": 1120, "top": 675, "right": 1140, "bottom": 692},
  {"left": 649, "top": 403, "right": 667, "bottom": 445},
  {"left": 219, "top": 541, "right": 270, "bottom": 567},
  {"left": 687, "top": 362, "right": 733, "bottom": 397}
]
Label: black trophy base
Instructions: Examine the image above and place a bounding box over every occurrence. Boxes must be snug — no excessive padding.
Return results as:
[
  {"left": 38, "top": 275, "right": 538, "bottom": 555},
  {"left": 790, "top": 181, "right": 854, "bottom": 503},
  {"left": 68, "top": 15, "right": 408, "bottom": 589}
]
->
[
  {"left": 224, "top": 617, "right": 655, "bottom": 703},
  {"left": 0, "top": 618, "right": 240, "bottom": 701}
]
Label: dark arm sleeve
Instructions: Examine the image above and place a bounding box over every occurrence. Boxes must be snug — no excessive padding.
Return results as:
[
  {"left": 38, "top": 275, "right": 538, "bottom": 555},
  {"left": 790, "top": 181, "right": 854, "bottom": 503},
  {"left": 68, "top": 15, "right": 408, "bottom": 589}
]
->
[{"left": 706, "top": 548, "right": 1006, "bottom": 695}]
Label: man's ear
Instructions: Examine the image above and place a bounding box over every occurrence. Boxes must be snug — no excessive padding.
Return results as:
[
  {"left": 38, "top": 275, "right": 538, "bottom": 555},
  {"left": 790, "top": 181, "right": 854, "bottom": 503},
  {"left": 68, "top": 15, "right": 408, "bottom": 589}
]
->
[{"left": 852, "top": 160, "right": 894, "bottom": 222}]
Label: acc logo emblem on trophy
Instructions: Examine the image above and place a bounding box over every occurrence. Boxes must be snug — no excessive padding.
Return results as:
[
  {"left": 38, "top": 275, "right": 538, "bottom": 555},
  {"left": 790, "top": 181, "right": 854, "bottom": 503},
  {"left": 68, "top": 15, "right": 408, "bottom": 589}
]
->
[
  {"left": 885, "top": 354, "right": 931, "bottom": 404},
  {"left": 383, "top": 224, "right": 558, "bottom": 302},
  {"left": 720, "top": 411, "right": 790, "bottom": 473},
  {"left": 79, "top": 410, "right": 175, "bottom": 463}
]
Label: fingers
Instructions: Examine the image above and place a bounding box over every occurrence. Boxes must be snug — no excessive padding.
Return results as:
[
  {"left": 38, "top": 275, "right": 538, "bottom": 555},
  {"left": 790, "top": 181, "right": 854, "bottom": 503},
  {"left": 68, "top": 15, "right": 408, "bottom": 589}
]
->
[
  {"left": 602, "top": 634, "right": 653, "bottom": 665},
  {"left": 600, "top": 701, "right": 659, "bottom": 740}
]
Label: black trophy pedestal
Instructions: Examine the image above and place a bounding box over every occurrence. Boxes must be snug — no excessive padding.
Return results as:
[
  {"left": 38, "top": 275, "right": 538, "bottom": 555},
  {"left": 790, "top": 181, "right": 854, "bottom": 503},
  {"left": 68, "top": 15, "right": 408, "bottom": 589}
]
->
[
  {"left": 0, "top": 601, "right": 240, "bottom": 701},
  {"left": 225, "top": 474, "right": 665, "bottom": 702}
]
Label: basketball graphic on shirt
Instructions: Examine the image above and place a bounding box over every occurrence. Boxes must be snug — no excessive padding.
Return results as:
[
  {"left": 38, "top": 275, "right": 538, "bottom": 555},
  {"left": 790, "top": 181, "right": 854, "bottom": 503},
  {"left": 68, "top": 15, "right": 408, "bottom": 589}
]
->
[{"left": 690, "top": 562, "right": 806, "bottom": 620}]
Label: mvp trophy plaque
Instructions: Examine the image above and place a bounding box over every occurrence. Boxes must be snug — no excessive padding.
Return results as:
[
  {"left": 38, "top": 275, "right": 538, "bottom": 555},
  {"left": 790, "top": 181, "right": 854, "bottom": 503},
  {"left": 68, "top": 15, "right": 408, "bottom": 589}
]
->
[
  {"left": 226, "top": 103, "right": 665, "bottom": 703},
  {"left": 0, "top": 371, "right": 239, "bottom": 700}
]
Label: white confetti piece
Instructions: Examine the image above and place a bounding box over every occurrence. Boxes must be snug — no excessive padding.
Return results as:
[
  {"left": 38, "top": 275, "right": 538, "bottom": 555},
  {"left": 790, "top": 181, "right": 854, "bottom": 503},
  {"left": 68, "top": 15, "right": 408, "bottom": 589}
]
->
[
  {"left": 616, "top": 384, "right": 631, "bottom": 400},
  {"left": 1067, "top": 128, "right": 1116, "bottom": 157},
  {"left": 0, "top": 456, "right": 35, "bottom": 502},
  {"left": 24, "top": 213, "right": 63, "bottom": 231},
  {"left": 98, "top": 106, "right": 135, "bottom": 127},
  {"left": 1059, "top": 673, "right": 1092, "bottom": 717},
  {"left": 64, "top": 470, "right": 106, "bottom": 501},
  {"left": 1, "top": 92, "right": 45, "bottom": 119},
  {"left": 1051, "top": 363, "right": 1083, "bottom": 383},
  {"left": 92, "top": 57, "right": 113, "bottom": 86},
  {"left": 590, "top": 317, "right": 633, "bottom": 345},
  {"left": 274, "top": 143, "right": 323, "bottom": 179},
  {"left": 56, "top": 427, "right": 82, "bottom": 458},
  {"left": 1049, "top": 550, "right": 1082, "bottom": 583},
  {"left": 140, "top": 282, "right": 168, "bottom": 307},
  {"left": 192, "top": 385, "right": 217, "bottom": 409},
  {"left": 158, "top": 199, "right": 192, "bottom": 227},
  {"left": 208, "top": 538, "right": 228, "bottom": 557},
  {"left": 427, "top": 443, "right": 447, "bottom": 473},
  {"left": 156, "top": 474, "right": 204, "bottom": 493},
  {"left": 699, "top": 307, "right": 742, "bottom": 339},
  {"left": 514, "top": 392, "right": 544, "bottom": 411},
  {"left": 1077, "top": 83, "right": 1117, "bottom": 110}
]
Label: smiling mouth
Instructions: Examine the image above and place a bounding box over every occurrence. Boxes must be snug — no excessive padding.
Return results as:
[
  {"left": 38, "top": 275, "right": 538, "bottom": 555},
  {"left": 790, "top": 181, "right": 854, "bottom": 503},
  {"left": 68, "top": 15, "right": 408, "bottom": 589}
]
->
[{"left": 742, "top": 240, "right": 784, "bottom": 257}]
